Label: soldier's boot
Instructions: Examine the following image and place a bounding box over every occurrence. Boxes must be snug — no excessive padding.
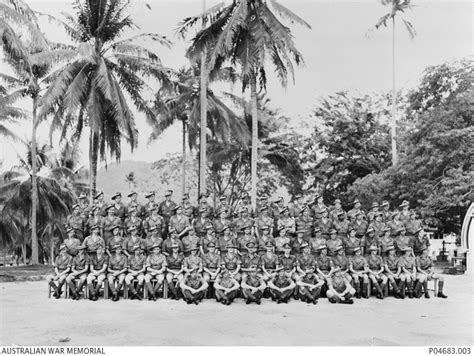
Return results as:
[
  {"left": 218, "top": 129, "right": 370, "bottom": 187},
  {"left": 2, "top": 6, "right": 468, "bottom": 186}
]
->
[
  {"left": 135, "top": 284, "right": 143, "bottom": 300},
  {"left": 373, "top": 281, "right": 383, "bottom": 299},
  {"left": 390, "top": 279, "right": 400, "bottom": 298},
  {"left": 68, "top": 282, "right": 78, "bottom": 299},
  {"left": 87, "top": 283, "right": 96, "bottom": 300},
  {"left": 56, "top": 281, "right": 66, "bottom": 298},
  {"left": 437, "top": 281, "right": 448, "bottom": 298},
  {"left": 145, "top": 282, "right": 155, "bottom": 300},
  {"left": 76, "top": 281, "right": 85, "bottom": 299},
  {"left": 94, "top": 282, "right": 103, "bottom": 300},
  {"left": 413, "top": 280, "right": 422, "bottom": 298},
  {"left": 293, "top": 286, "right": 299, "bottom": 300},
  {"left": 361, "top": 283, "right": 369, "bottom": 299},
  {"left": 340, "top": 292, "right": 354, "bottom": 304},
  {"left": 49, "top": 281, "right": 59, "bottom": 297},
  {"left": 167, "top": 282, "right": 179, "bottom": 300},
  {"left": 109, "top": 282, "right": 117, "bottom": 301},
  {"left": 379, "top": 283, "right": 387, "bottom": 300},
  {"left": 354, "top": 280, "right": 361, "bottom": 299},
  {"left": 302, "top": 289, "right": 313, "bottom": 303},
  {"left": 153, "top": 283, "right": 162, "bottom": 299},
  {"left": 407, "top": 281, "right": 414, "bottom": 299},
  {"left": 423, "top": 281, "right": 430, "bottom": 298},
  {"left": 398, "top": 280, "right": 406, "bottom": 299},
  {"left": 127, "top": 284, "right": 137, "bottom": 299},
  {"left": 313, "top": 286, "right": 322, "bottom": 300}
]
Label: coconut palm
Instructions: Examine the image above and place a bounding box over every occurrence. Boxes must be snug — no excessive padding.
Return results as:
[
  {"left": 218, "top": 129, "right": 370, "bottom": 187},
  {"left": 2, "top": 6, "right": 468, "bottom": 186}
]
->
[
  {"left": 0, "top": 85, "right": 27, "bottom": 141},
  {"left": 178, "top": 0, "right": 310, "bottom": 209},
  {"left": 0, "top": 0, "right": 76, "bottom": 264},
  {"left": 39, "top": 0, "right": 173, "bottom": 202},
  {"left": 373, "top": 0, "right": 416, "bottom": 166}
]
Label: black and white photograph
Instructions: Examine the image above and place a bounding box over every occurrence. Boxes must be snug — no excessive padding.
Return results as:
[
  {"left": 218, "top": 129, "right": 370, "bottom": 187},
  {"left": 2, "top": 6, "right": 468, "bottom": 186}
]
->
[{"left": 0, "top": 0, "right": 472, "bottom": 350}]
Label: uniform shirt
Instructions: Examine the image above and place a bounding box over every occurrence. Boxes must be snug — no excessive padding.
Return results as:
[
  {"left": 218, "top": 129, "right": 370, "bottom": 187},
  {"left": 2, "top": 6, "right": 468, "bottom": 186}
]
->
[
  {"left": 158, "top": 200, "right": 177, "bottom": 221},
  {"left": 144, "top": 215, "right": 165, "bottom": 236},
  {"left": 367, "top": 255, "right": 384, "bottom": 271},
  {"left": 326, "top": 238, "right": 343, "bottom": 257},
  {"left": 123, "top": 236, "right": 145, "bottom": 255},
  {"left": 182, "top": 234, "right": 201, "bottom": 253},
  {"left": 301, "top": 273, "right": 319, "bottom": 285},
  {"left": 274, "top": 236, "right": 290, "bottom": 255},
  {"left": 214, "top": 218, "right": 233, "bottom": 235},
  {"left": 347, "top": 208, "right": 366, "bottom": 221},
  {"left": 64, "top": 237, "right": 81, "bottom": 256},
  {"left": 71, "top": 253, "right": 89, "bottom": 271},
  {"left": 162, "top": 237, "right": 184, "bottom": 255},
  {"left": 182, "top": 202, "right": 195, "bottom": 219},
  {"left": 54, "top": 253, "right": 72, "bottom": 271},
  {"left": 371, "top": 221, "right": 386, "bottom": 238},
  {"left": 312, "top": 204, "right": 327, "bottom": 220},
  {"left": 413, "top": 235, "right": 430, "bottom": 254},
  {"left": 108, "top": 253, "right": 128, "bottom": 271},
  {"left": 255, "top": 216, "right": 273, "bottom": 236},
  {"left": 351, "top": 220, "right": 368, "bottom": 237},
  {"left": 399, "top": 255, "right": 416, "bottom": 270},
  {"left": 416, "top": 255, "right": 433, "bottom": 270},
  {"left": 366, "top": 210, "right": 378, "bottom": 222},
  {"left": 350, "top": 255, "right": 367, "bottom": 271},
  {"left": 200, "top": 235, "right": 219, "bottom": 254},
  {"left": 363, "top": 236, "right": 378, "bottom": 253},
  {"left": 129, "top": 254, "right": 146, "bottom": 271},
  {"left": 330, "top": 274, "right": 347, "bottom": 293},
  {"left": 297, "top": 253, "right": 316, "bottom": 270},
  {"left": 399, "top": 211, "right": 411, "bottom": 226},
  {"left": 291, "top": 238, "right": 306, "bottom": 256},
  {"left": 195, "top": 203, "right": 214, "bottom": 219},
  {"left": 344, "top": 237, "right": 362, "bottom": 256},
  {"left": 273, "top": 275, "right": 292, "bottom": 288},
  {"left": 87, "top": 216, "right": 104, "bottom": 233},
  {"left": 146, "top": 253, "right": 166, "bottom": 270},
  {"left": 144, "top": 236, "right": 163, "bottom": 254},
  {"left": 184, "top": 255, "right": 202, "bottom": 270},
  {"left": 316, "top": 254, "right": 332, "bottom": 272},
  {"left": 124, "top": 216, "right": 143, "bottom": 236},
  {"left": 237, "top": 235, "right": 257, "bottom": 253},
  {"left": 194, "top": 217, "right": 213, "bottom": 238},
  {"left": 384, "top": 255, "right": 399, "bottom": 272},
  {"left": 394, "top": 235, "right": 413, "bottom": 253},
  {"left": 332, "top": 255, "right": 349, "bottom": 271},
  {"left": 277, "top": 217, "right": 295, "bottom": 234},
  {"left": 278, "top": 254, "right": 297, "bottom": 271},
  {"left": 185, "top": 274, "right": 204, "bottom": 289},
  {"left": 241, "top": 253, "right": 261, "bottom": 269},
  {"left": 309, "top": 237, "right": 326, "bottom": 255},
  {"left": 388, "top": 220, "right": 405, "bottom": 237},
  {"left": 218, "top": 235, "right": 236, "bottom": 254},
  {"left": 79, "top": 203, "right": 92, "bottom": 221},
  {"left": 90, "top": 253, "right": 109, "bottom": 271},
  {"left": 406, "top": 219, "right": 422, "bottom": 236},
  {"left": 333, "top": 219, "right": 350, "bottom": 239},
  {"left": 83, "top": 234, "right": 105, "bottom": 254},
  {"left": 107, "top": 235, "right": 124, "bottom": 252},
  {"left": 217, "top": 275, "right": 235, "bottom": 289},
  {"left": 257, "top": 236, "right": 275, "bottom": 254},
  {"left": 202, "top": 252, "right": 221, "bottom": 271},
  {"left": 295, "top": 215, "right": 314, "bottom": 240},
  {"left": 329, "top": 207, "right": 346, "bottom": 222},
  {"left": 67, "top": 214, "right": 85, "bottom": 235},
  {"left": 245, "top": 273, "right": 263, "bottom": 288},
  {"left": 221, "top": 254, "right": 241, "bottom": 271},
  {"left": 169, "top": 214, "right": 190, "bottom": 235},
  {"left": 378, "top": 236, "right": 395, "bottom": 253},
  {"left": 113, "top": 203, "right": 127, "bottom": 221},
  {"left": 317, "top": 218, "right": 332, "bottom": 238},
  {"left": 141, "top": 201, "right": 158, "bottom": 219},
  {"left": 261, "top": 252, "right": 278, "bottom": 270},
  {"left": 102, "top": 216, "right": 121, "bottom": 236},
  {"left": 166, "top": 253, "right": 184, "bottom": 270}
]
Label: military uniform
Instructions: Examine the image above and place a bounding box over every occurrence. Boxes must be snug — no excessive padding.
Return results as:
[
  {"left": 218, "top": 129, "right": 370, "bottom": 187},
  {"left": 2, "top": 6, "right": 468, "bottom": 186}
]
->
[
  {"left": 66, "top": 249, "right": 90, "bottom": 299},
  {"left": 194, "top": 215, "right": 213, "bottom": 238},
  {"left": 162, "top": 236, "right": 184, "bottom": 256},
  {"left": 349, "top": 251, "right": 369, "bottom": 298},
  {"left": 317, "top": 217, "right": 333, "bottom": 239},
  {"left": 47, "top": 246, "right": 72, "bottom": 298},
  {"left": 268, "top": 269, "right": 295, "bottom": 303},
  {"left": 343, "top": 237, "right": 362, "bottom": 257},
  {"left": 413, "top": 230, "right": 430, "bottom": 256},
  {"left": 64, "top": 236, "right": 81, "bottom": 257},
  {"left": 221, "top": 250, "right": 242, "bottom": 281},
  {"left": 169, "top": 213, "right": 190, "bottom": 236},
  {"left": 87, "top": 251, "right": 109, "bottom": 300},
  {"left": 326, "top": 271, "right": 355, "bottom": 304},
  {"left": 107, "top": 246, "right": 128, "bottom": 301},
  {"left": 241, "top": 270, "right": 266, "bottom": 304},
  {"left": 102, "top": 213, "right": 122, "bottom": 244},
  {"left": 144, "top": 234, "right": 163, "bottom": 255},
  {"left": 202, "top": 243, "right": 221, "bottom": 283},
  {"left": 67, "top": 210, "right": 86, "bottom": 242},
  {"left": 181, "top": 272, "right": 208, "bottom": 304},
  {"left": 315, "top": 251, "right": 333, "bottom": 280},
  {"left": 123, "top": 236, "right": 145, "bottom": 255},
  {"left": 398, "top": 250, "right": 417, "bottom": 298},
  {"left": 182, "top": 232, "right": 201, "bottom": 256},
  {"left": 295, "top": 214, "right": 314, "bottom": 241},
  {"left": 143, "top": 213, "right": 165, "bottom": 237},
  {"left": 383, "top": 250, "right": 402, "bottom": 298},
  {"left": 366, "top": 251, "right": 388, "bottom": 298},
  {"left": 83, "top": 233, "right": 105, "bottom": 256},
  {"left": 296, "top": 269, "right": 323, "bottom": 303},
  {"left": 125, "top": 247, "right": 146, "bottom": 299},
  {"left": 214, "top": 271, "right": 239, "bottom": 305}
]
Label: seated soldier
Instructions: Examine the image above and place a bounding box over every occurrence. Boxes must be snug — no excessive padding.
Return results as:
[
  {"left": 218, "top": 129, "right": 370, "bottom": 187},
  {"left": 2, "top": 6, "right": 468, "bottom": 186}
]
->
[
  {"left": 416, "top": 247, "right": 448, "bottom": 299},
  {"left": 124, "top": 245, "right": 146, "bottom": 300},
  {"left": 274, "top": 227, "right": 291, "bottom": 256},
  {"left": 180, "top": 269, "right": 209, "bottom": 305},
  {"left": 123, "top": 225, "right": 145, "bottom": 257},
  {"left": 183, "top": 246, "right": 203, "bottom": 275},
  {"left": 66, "top": 244, "right": 89, "bottom": 300},
  {"left": 278, "top": 243, "right": 297, "bottom": 280},
  {"left": 296, "top": 266, "right": 324, "bottom": 304},
  {"left": 182, "top": 226, "right": 200, "bottom": 257},
  {"left": 144, "top": 243, "right": 167, "bottom": 301},
  {"left": 237, "top": 224, "right": 257, "bottom": 254},
  {"left": 220, "top": 245, "right": 242, "bottom": 282},
  {"left": 309, "top": 227, "right": 326, "bottom": 255},
  {"left": 107, "top": 244, "right": 128, "bottom": 301},
  {"left": 47, "top": 244, "right": 72, "bottom": 299},
  {"left": 399, "top": 246, "right": 418, "bottom": 299},
  {"left": 268, "top": 265, "right": 296, "bottom": 304},
  {"left": 241, "top": 264, "right": 266, "bottom": 305},
  {"left": 202, "top": 241, "right": 221, "bottom": 284},
  {"left": 83, "top": 224, "right": 105, "bottom": 257},
  {"left": 257, "top": 225, "right": 275, "bottom": 255},
  {"left": 326, "top": 270, "right": 355, "bottom": 304},
  {"left": 326, "top": 229, "right": 343, "bottom": 258},
  {"left": 331, "top": 245, "right": 352, "bottom": 283},
  {"left": 261, "top": 241, "right": 279, "bottom": 281},
  {"left": 107, "top": 224, "right": 124, "bottom": 255},
  {"left": 349, "top": 247, "right": 369, "bottom": 299},
  {"left": 315, "top": 246, "right": 335, "bottom": 282},
  {"left": 366, "top": 245, "right": 388, "bottom": 299},
  {"left": 143, "top": 225, "right": 164, "bottom": 255},
  {"left": 383, "top": 246, "right": 402, "bottom": 298},
  {"left": 86, "top": 245, "right": 108, "bottom": 301},
  {"left": 162, "top": 229, "right": 184, "bottom": 256},
  {"left": 64, "top": 226, "right": 81, "bottom": 257},
  {"left": 165, "top": 243, "right": 185, "bottom": 300},
  {"left": 214, "top": 265, "right": 241, "bottom": 305}
]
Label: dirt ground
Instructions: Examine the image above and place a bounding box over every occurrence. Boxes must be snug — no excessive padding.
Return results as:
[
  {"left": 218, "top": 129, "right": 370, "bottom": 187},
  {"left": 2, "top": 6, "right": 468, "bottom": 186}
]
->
[{"left": 0, "top": 274, "right": 472, "bottom": 346}]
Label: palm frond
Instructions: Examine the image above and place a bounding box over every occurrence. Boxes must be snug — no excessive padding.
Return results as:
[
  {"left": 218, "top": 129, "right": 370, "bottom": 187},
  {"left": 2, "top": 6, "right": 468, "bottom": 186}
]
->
[{"left": 269, "top": 0, "right": 311, "bottom": 28}]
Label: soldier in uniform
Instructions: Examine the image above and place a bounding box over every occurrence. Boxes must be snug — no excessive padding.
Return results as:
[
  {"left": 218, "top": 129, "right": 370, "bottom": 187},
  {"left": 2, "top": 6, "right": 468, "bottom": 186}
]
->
[
  {"left": 214, "top": 207, "right": 233, "bottom": 235},
  {"left": 182, "top": 226, "right": 200, "bottom": 256},
  {"left": 329, "top": 199, "right": 345, "bottom": 222},
  {"left": 261, "top": 241, "right": 279, "bottom": 281},
  {"left": 183, "top": 246, "right": 203, "bottom": 274},
  {"left": 87, "top": 206, "right": 104, "bottom": 239},
  {"left": 366, "top": 202, "right": 379, "bottom": 222},
  {"left": 344, "top": 227, "right": 362, "bottom": 257},
  {"left": 202, "top": 241, "right": 221, "bottom": 284},
  {"left": 233, "top": 207, "right": 254, "bottom": 238},
  {"left": 268, "top": 265, "right": 296, "bottom": 303},
  {"left": 347, "top": 199, "right": 365, "bottom": 221},
  {"left": 255, "top": 194, "right": 270, "bottom": 217},
  {"left": 180, "top": 269, "right": 209, "bottom": 305},
  {"left": 315, "top": 246, "right": 334, "bottom": 282},
  {"left": 200, "top": 225, "right": 218, "bottom": 255},
  {"left": 217, "top": 225, "right": 236, "bottom": 255},
  {"left": 296, "top": 266, "right": 324, "bottom": 304},
  {"left": 66, "top": 245, "right": 89, "bottom": 300},
  {"left": 380, "top": 200, "right": 391, "bottom": 223},
  {"left": 398, "top": 247, "right": 417, "bottom": 298},
  {"left": 169, "top": 205, "right": 190, "bottom": 237},
  {"left": 194, "top": 207, "right": 213, "bottom": 239},
  {"left": 241, "top": 264, "right": 266, "bottom": 304},
  {"left": 102, "top": 204, "right": 121, "bottom": 245},
  {"left": 107, "top": 244, "right": 128, "bottom": 301},
  {"left": 394, "top": 226, "right": 413, "bottom": 256},
  {"left": 274, "top": 227, "right": 291, "bottom": 256},
  {"left": 125, "top": 245, "right": 146, "bottom": 300},
  {"left": 196, "top": 192, "right": 214, "bottom": 219},
  {"left": 166, "top": 243, "right": 185, "bottom": 299},
  {"left": 309, "top": 227, "right": 326, "bottom": 256},
  {"left": 351, "top": 211, "right": 368, "bottom": 239},
  {"left": 144, "top": 243, "right": 167, "bottom": 301},
  {"left": 295, "top": 205, "right": 314, "bottom": 241},
  {"left": 220, "top": 245, "right": 242, "bottom": 282},
  {"left": 181, "top": 193, "right": 195, "bottom": 219},
  {"left": 413, "top": 227, "right": 430, "bottom": 256},
  {"left": 143, "top": 206, "right": 165, "bottom": 238},
  {"left": 78, "top": 193, "right": 91, "bottom": 222},
  {"left": 296, "top": 243, "right": 317, "bottom": 279},
  {"left": 317, "top": 208, "right": 333, "bottom": 240},
  {"left": 255, "top": 206, "right": 273, "bottom": 238},
  {"left": 383, "top": 246, "right": 402, "bottom": 298},
  {"left": 238, "top": 192, "right": 253, "bottom": 217},
  {"left": 237, "top": 224, "right": 257, "bottom": 255},
  {"left": 326, "top": 228, "right": 343, "bottom": 258},
  {"left": 123, "top": 225, "right": 145, "bottom": 256},
  {"left": 82, "top": 224, "right": 105, "bottom": 256},
  {"left": 332, "top": 245, "right": 351, "bottom": 283},
  {"left": 378, "top": 226, "right": 395, "bottom": 256},
  {"left": 107, "top": 224, "right": 124, "bottom": 254},
  {"left": 214, "top": 265, "right": 240, "bottom": 305},
  {"left": 416, "top": 247, "right": 448, "bottom": 299},
  {"left": 399, "top": 200, "right": 411, "bottom": 226},
  {"left": 326, "top": 270, "right": 355, "bottom": 304},
  {"left": 142, "top": 191, "right": 157, "bottom": 219},
  {"left": 333, "top": 211, "right": 350, "bottom": 242},
  {"left": 406, "top": 210, "right": 422, "bottom": 238},
  {"left": 362, "top": 227, "right": 377, "bottom": 256},
  {"left": 47, "top": 244, "right": 72, "bottom": 298},
  {"left": 388, "top": 210, "right": 405, "bottom": 237},
  {"left": 162, "top": 230, "right": 184, "bottom": 256},
  {"left": 277, "top": 207, "right": 296, "bottom": 235},
  {"left": 124, "top": 206, "right": 143, "bottom": 238},
  {"left": 291, "top": 229, "right": 306, "bottom": 256},
  {"left": 257, "top": 225, "right": 275, "bottom": 254},
  {"left": 311, "top": 194, "right": 327, "bottom": 222},
  {"left": 93, "top": 191, "right": 107, "bottom": 217},
  {"left": 143, "top": 225, "right": 164, "bottom": 255},
  {"left": 366, "top": 245, "right": 387, "bottom": 299},
  {"left": 216, "top": 194, "right": 233, "bottom": 218},
  {"left": 278, "top": 243, "right": 297, "bottom": 281},
  {"left": 271, "top": 196, "right": 286, "bottom": 222},
  {"left": 240, "top": 241, "right": 261, "bottom": 280},
  {"left": 158, "top": 189, "right": 177, "bottom": 233},
  {"left": 349, "top": 247, "right": 369, "bottom": 298},
  {"left": 67, "top": 204, "right": 86, "bottom": 242},
  {"left": 289, "top": 194, "right": 305, "bottom": 217},
  {"left": 370, "top": 212, "right": 385, "bottom": 238},
  {"left": 126, "top": 191, "right": 142, "bottom": 216},
  {"left": 86, "top": 245, "right": 108, "bottom": 301},
  {"left": 111, "top": 192, "right": 126, "bottom": 222},
  {"left": 64, "top": 226, "right": 81, "bottom": 257}
]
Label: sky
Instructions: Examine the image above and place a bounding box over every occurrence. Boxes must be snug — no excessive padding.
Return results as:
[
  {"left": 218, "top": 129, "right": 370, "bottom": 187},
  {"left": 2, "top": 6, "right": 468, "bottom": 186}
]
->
[{"left": 0, "top": 0, "right": 472, "bottom": 172}]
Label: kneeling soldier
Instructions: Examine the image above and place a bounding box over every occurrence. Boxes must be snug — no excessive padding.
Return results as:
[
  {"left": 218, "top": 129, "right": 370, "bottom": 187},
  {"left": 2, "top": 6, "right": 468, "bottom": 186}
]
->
[
  {"left": 326, "top": 270, "right": 355, "bottom": 304},
  {"left": 367, "top": 245, "right": 388, "bottom": 299},
  {"left": 268, "top": 265, "right": 296, "bottom": 304},
  {"left": 241, "top": 264, "right": 266, "bottom": 304},
  {"left": 416, "top": 247, "right": 448, "bottom": 299},
  {"left": 180, "top": 269, "right": 208, "bottom": 305},
  {"left": 296, "top": 266, "right": 324, "bottom": 304},
  {"left": 145, "top": 243, "right": 167, "bottom": 301},
  {"left": 383, "top": 246, "right": 402, "bottom": 298},
  {"left": 87, "top": 246, "right": 108, "bottom": 301},
  {"left": 107, "top": 244, "right": 128, "bottom": 301},
  {"left": 125, "top": 245, "right": 146, "bottom": 300},
  {"left": 47, "top": 244, "right": 72, "bottom": 298},
  {"left": 66, "top": 245, "right": 89, "bottom": 300},
  {"left": 214, "top": 265, "right": 241, "bottom": 305},
  {"left": 349, "top": 247, "right": 369, "bottom": 298}
]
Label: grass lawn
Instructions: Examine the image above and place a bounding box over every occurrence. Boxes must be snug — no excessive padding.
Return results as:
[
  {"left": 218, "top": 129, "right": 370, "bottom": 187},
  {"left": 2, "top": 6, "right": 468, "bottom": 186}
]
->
[{"left": 0, "top": 264, "right": 53, "bottom": 282}]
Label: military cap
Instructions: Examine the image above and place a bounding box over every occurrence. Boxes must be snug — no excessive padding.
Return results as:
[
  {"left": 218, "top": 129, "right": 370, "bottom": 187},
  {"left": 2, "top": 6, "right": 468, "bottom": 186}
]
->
[
  {"left": 300, "top": 242, "right": 310, "bottom": 249},
  {"left": 400, "top": 200, "right": 409, "bottom": 207},
  {"left": 219, "top": 195, "right": 227, "bottom": 201},
  {"left": 199, "top": 192, "right": 209, "bottom": 199},
  {"left": 199, "top": 206, "right": 208, "bottom": 213},
  {"left": 313, "top": 226, "right": 321, "bottom": 233},
  {"left": 353, "top": 199, "right": 360, "bottom": 205},
  {"left": 241, "top": 223, "right": 252, "bottom": 231},
  {"left": 91, "top": 206, "right": 99, "bottom": 212},
  {"left": 277, "top": 226, "right": 287, "bottom": 233},
  {"left": 128, "top": 225, "right": 138, "bottom": 232},
  {"left": 131, "top": 245, "right": 143, "bottom": 252},
  {"left": 265, "top": 241, "right": 275, "bottom": 247},
  {"left": 79, "top": 193, "right": 87, "bottom": 200},
  {"left": 296, "top": 229, "right": 306, "bottom": 235},
  {"left": 383, "top": 226, "right": 391, "bottom": 232},
  {"left": 148, "top": 225, "right": 158, "bottom": 232},
  {"left": 127, "top": 191, "right": 137, "bottom": 198},
  {"left": 371, "top": 202, "right": 379, "bottom": 208},
  {"left": 90, "top": 224, "right": 100, "bottom": 231},
  {"left": 185, "top": 246, "right": 198, "bottom": 253},
  {"left": 246, "top": 242, "right": 257, "bottom": 249},
  {"left": 353, "top": 246, "right": 361, "bottom": 253},
  {"left": 294, "top": 194, "right": 302, "bottom": 200},
  {"left": 275, "top": 265, "right": 284, "bottom": 272},
  {"left": 259, "top": 205, "right": 268, "bottom": 212},
  {"left": 145, "top": 191, "right": 155, "bottom": 198},
  {"left": 151, "top": 243, "right": 162, "bottom": 250},
  {"left": 207, "top": 241, "right": 217, "bottom": 248},
  {"left": 72, "top": 203, "right": 80, "bottom": 210},
  {"left": 182, "top": 193, "right": 190, "bottom": 200},
  {"left": 348, "top": 227, "right": 356, "bottom": 233},
  {"left": 381, "top": 200, "right": 390, "bottom": 207},
  {"left": 366, "top": 227, "right": 375, "bottom": 233},
  {"left": 219, "top": 225, "right": 230, "bottom": 233},
  {"left": 59, "top": 244, "right": 67, "bottom": 251},
  {"left": 66, "top": 226, "right": 75, "bottom": 233},
  {"left": 105, "top": 203, "right": 115, "bottom": 211},
  {"left": 414, "top": 227, "right": 424, "bottom": 235},
  {"left": 335, "top": 245, "right": 344, "bottom": 252},
  {"left": 385, "top": 246, "right": 395, "bottom": 252},
  {"left": 329, "top": 228, "right": 337, "bottom": 234},
  {"left": 170, "top": 243, "right": 180, "bottom": 249},
  {"left": 205, "top": 224, "right": 215, "bottom": 231},
  {"left": 316, "top": 245, "right": 327, "bottom": 251},
  {"left": 111, "top": 192, "right": 122, "bottom": 200},
  {"left": 128, "top": 206, "right": 137, "bottom": 214},
  {"left": 111, "top": 223, "right": 121, "bottom": 231},
  {"left": 259, "top": 195, "right": 269, "bottom": 201},
  {"left": 300, "top": 205, "right": 309, "bottom": 212},
  {"left": 226, "top": 244, "right": 238, "bottom": 250},
  {"left": 279, "top": 206, "right": 289, "bottom": 214},
  {"left": 94, "top": 191, "right": 104, "bottom": 199},
  {"left": 165, "top": 189, "right": 173, "bottom": 196},
  {"left": 172, "top": 205, "right": 182, "bottom": 212},
  {"left": 110, "top": 244, "right": 122, "bottom": 251},
  {"left": 282, "top": 242, "right": 291, "bottom": 249},
  {"left": 334, "top": 199, "right": 341, "bottom": 204},
  {"left": 337, "top": 210, "right": 345, "bottom": 216},
  {"left": 368, "top": 245, "right": 378, "bottom": 252}
]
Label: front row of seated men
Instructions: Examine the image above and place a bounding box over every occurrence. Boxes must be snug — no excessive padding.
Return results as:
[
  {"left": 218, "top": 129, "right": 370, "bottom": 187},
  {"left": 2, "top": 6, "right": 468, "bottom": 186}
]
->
[{"left": 47, "top": 238, "right": 447, "bottom": 304}]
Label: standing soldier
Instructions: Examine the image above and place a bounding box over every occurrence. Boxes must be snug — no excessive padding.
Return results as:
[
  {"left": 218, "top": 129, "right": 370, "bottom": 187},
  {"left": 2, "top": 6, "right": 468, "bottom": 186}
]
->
[
  {"left": 102, "top": 204, "right": 121, "bottom": 245},
  {"left": 125, "top": 245, "right": 146, "bottom": 300},
  {"left": 217, "top": 226, "right": 236, "bottom": 255},
  {"left": 67, "top": 204, "right": 86, "bottom": 242},
  {"left": 47, "top": 244, "right": 72, "bottom": 299},
  {"left": 126, "top": 191, "right": 141, "bottom": 216},
  {"left": 194, "top": 207, "right": 213, "bottom": 239},
  {"left": 296, "top": 266, "right": 324, "bottom": 304},
  {"left": 78, "top": 193, "right": 91, "bottom": 222},
  {"left": 143, "top": 206, "right": 165, "bottom": 238},
  {"left": 380, "top": 200, "right": 391, "bottom": 223},
  {"left": 143, "top": 225, "right": 164, "bottom": 255},
  {"left": 326, "top": 270, "right": 355, "bottom": 304},
  {"left": 180, "top": 269, "right": 209, "bottom": 305},
  {"left": 309, "top": 227, "right": 327, "bottom": 256},
  {"left": 329, "top": 199, "right": 345, "bottom": 222},
  {"left": 237, "top": 224, "right": 257, "bottom": 254},
  {"left": 255, "top": 206, "right": 273, "bottom": 238},
  {"left": 111, "top": 192, "right": 126, "bottom": 222},
  {"left": 66, "top": 245, "right": 89, "bottom": 300},
  {"left": 64, "top": 226, "right": 81, "bottom": 257},
  {"left": 202, "top": 241, "right": 221, "bottom": 284},
  {"left": 196, "top": 192, "right": 214, "bottom": 219},
  {"left": 274, "top": 227, "right": 291, "bottom": 256},
  {"left": 388, "top": 210, "right": 405, "bottom": 237},
  {"left": 347, "top": 199, "right": 365, "bottom": 221},
  {"left": 142, "top": 191, "right": 157, "bottom": 219},
  {"left": 366, "top": 245, "right": 387, "bottom": 299},
  {"left": 295, "top": 205, "right": 314, "bottom": 241},
  {"left": 144, "top": 243, "right": 167, "bottom": 301},
  {"left": 93, "top": 191, "right": 107, "bottom": 217},
  {"left": 311, "top": 194, "right": 327, "bottom": 222},
  {"left": 241, "top": 264, "right": 266, "bottom": 304},
  {"left": 124, "top": 207, "right": 143, "bottom": 238},
  {"left": 200, "top": 225, "right": 218, "bottom": 255},
  {"left": 107, "top": 244, "right": 128, "bottom": 301},
  {"left": 83, "top": 224, "right": 105, "bottom": 256},
  {"left": 169, "top": 205, "right": 191, "bottom": 237},
  {"left": 317, "top": 208, "right": 333, "bottom": 240},
  {"left": 123, "top": 225, "right": 145, "bottom": 256},
  {"left": 165, "top": 243, "right": 185, "bottom": 299},
  {"left": 399, "top": 200, "right": 411, "bottom": 226},
  {"left": 87, "top": 245, "right": 108, "bottom": 301},
  {"left": 260, "top": 241, "right": 279, "bottom": 281},
  {"left": 291, "top": 229, "right": 307, "bottom": 256},
  {"left": 413, "top": 228, "right": 430, "bottom": 256},
  {"left": 214, "top": 208, "right": 233, "bottom": 236},
  {"left": 277, "top": 207, "right": 296, "bottom": 235},
  {"left": 399, "top": 247, "right": 418, "bottom": 298},
  {"left": 406, "top": 210, "right": 422, "bottom": 238},
  {"left": 181, "top": 193, "right": 195, "bottom": 219},
  {"left": 255, "top": 195, "right": 270, "bottom": 217},
  {"left": 87, "top": 206, "right": 104, "bottom": 239},
  {"left": 271, "top": 196, "right": 286, "bottom": 222},
  {"left": 214, "top": 265, "right": 240, "bottom": 305},
  {"left": 383, "top": 246, "right": 402, "bottom": 298},
  {"left": 107, "top": 224, "right": 124, "bottom": 254},
  {"left": 366, "top": 202, "right": 379, "bottom": 223},
  {"left": 315, "top": 246, "right": 335, "bottom": 282},
  {"left": 268, "top": 265, "right": 296, "bottom": 304},
  {"left": 351, "top": 212, "right": 368, "bottom": 240},
  {"left": 237, "top": 192, "right": 253, "bottom": 217},
  {"left": 257, "top": 225, "right": 275, "bottom": 255},
  {"left": 362, "top": 227, "right": 377, "bottom": 256},
  {"left": 333, "top": 211, "right": 350, "bottom": 242},
  {"left": 349, "top": 247, "right": 369, "bottom": 298},
  {"left": 289, "top": 194, "right": 304, "bottom": 217},
  {"left": 343, "top": 228, "right": 362, "bottom": 258},
  {"left": 394, "top": 226, "right": 413, "bottom": 256},
  {"left": 370, "top": 212, "right": 385, "bottom": 238},
  {"left": 416, "top": 247, "right": 448, "bottom": 298},
  {"left": 182, "top": 226, "right": 200, "bottom": 256},
  {"left": 378, "top": 226, "right": 395, "bottom": 256},
  {"left": 216, "top": 194, "right": 233, "bottom": 218},
  {"left": 159, "top": 189, "right": 178, "bottom": 233},
  {"left": 162, "top": 230, "right": 184, "bottom": 256},
  {"left": 220, "top": 245, "right": 242, "bottom": 282},
  {"left": 326, "top": 228, "right": 344, "bottom": 258}
]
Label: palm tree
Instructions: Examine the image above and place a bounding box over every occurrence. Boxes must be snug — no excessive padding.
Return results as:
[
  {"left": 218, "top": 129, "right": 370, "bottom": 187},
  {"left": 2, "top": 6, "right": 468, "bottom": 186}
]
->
[
  {"left": 151, "top": 63, "right": 250, "bottom": 195},
  {"left": 0, "top": 85, "right": 26, "bottom": 141},
  {"left": 0, "top": 0, "right": 76, "bottom": 264},
  {"left": 39, "top": 0, "right": 173, "bottom": 202},
  {"left": 179, "top": 0, "right": 310, "bottom": 209},
  {"left": 373, "top": 0, "right": 416, "bottom": 166}
]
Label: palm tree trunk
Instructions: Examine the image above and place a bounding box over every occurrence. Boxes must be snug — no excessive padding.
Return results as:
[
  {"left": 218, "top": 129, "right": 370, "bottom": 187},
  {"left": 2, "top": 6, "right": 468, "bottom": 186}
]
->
[
  {"left": 182, "top": 118, "right": 186, "bottom": 196},
  {"left": 89, "top": 128, "right": 93, "bottom": 204},
  {"left": 91, "top": 132, "right": 99, "bottom": 197},
  {"left": 199, "top": 0, "right": 207, "bottom": 196},
  {"left": 250, "top": 75, "right": 258, "bottom": 211},
  {"left": 391, "top": 16, "right": 398, "bottom": 166},
  {"left": 30, "top": 96, "right": 39, "bottom": 264}
]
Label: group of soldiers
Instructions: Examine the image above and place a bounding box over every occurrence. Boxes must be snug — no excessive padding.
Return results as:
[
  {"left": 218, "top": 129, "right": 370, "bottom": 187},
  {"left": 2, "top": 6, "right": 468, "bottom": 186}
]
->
[{"left": 47, "top": 190, "right": 448, "bottom": 305}]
